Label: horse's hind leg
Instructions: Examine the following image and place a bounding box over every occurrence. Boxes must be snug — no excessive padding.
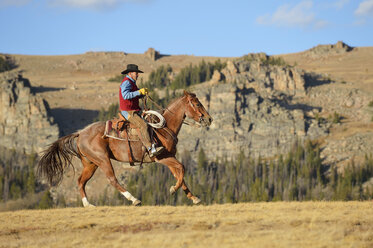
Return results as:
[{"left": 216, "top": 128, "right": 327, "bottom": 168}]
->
[
  {"left": 158, "top": 157, "right": 201, "bottom": 204},
  {"left": 78, "top": 157, "right": 98, "bottom": 207},
  {"left": 181, "top": 180, "right": 201, "bottom": 204},
  {"left": 98, "top": 159, "right": 141, "bottom": 206}
]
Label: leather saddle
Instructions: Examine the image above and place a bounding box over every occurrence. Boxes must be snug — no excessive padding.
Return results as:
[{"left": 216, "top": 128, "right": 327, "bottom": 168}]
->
[
  {"left": 102, "top": 113, "right": 140, "bottom": 141},
  {"left": 101, "top": 112, "right": 173, "bottom": 165},
  {"left": 102, "top": 113, "right": 150, "bottom": 166}
]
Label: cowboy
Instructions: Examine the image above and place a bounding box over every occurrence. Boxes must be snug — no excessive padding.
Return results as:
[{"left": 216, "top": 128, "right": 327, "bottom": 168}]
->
[{"left": 119, "top": 64, "right": 164, "bottom": 157}]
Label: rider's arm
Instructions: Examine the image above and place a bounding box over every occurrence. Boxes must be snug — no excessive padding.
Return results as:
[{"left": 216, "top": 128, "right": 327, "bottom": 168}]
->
[{"left": 121, "top": 80, "right": 141, "bottom": 100}]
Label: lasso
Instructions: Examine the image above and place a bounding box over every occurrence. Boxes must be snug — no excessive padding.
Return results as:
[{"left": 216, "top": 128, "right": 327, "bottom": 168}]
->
[{"left": 143, "top": 110, "right": 166, "bottom": 129}]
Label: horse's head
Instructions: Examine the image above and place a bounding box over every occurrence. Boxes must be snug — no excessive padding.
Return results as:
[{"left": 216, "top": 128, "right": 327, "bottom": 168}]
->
[{"left": 184, "top": 90, "right": 213, "bottom": 127}]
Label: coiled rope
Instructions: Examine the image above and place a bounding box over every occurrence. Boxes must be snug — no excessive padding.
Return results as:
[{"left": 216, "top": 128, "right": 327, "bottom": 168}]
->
[{"left": 143, "top": 110, "right": 166, "bottom": 129}]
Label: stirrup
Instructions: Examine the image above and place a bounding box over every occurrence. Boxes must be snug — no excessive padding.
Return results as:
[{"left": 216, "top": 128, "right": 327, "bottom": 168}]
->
[{"left": 149, "top": 146, "right": 164, "bottom": 158}]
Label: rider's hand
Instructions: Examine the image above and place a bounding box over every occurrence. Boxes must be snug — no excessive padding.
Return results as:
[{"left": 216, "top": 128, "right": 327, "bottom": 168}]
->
[{"left": 138, "top": 88, "right": 149, "bottom": 95}]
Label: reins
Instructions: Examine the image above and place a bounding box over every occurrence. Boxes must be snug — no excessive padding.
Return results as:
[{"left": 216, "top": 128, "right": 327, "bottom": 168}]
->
[
  {"left": 143, "top": 94, "right": 164, "bottom": 112},
  {"left": 143, "top": 94, "right": 201, "bottom": 128}
]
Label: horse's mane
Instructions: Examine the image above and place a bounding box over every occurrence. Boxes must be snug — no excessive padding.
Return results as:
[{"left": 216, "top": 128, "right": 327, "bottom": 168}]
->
[
  {"left": 164, "top": 95, "right": 184, "bottom": 110},
  {"left": 163, "top": 92, "right": 196, "bottom": 111}
]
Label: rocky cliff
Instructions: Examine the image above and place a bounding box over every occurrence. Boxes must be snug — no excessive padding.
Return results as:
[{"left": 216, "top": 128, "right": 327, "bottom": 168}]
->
[
  {"left": 0, "top": 71, "right": 59, "bottom": 153},
  {"left": 177, "top": 54, "right": 373, "bottom": 167},
  {"left": 177, "top": 55, "right": 329, "bottom": 159}
]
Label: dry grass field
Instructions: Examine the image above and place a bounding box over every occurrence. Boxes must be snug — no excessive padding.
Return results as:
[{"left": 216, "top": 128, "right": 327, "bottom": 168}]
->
[
  {"left": 1, "top": 202, "right": 373, "bottom": 248},
  {"left": 280, "top": 46, "right": 373, "bottom": 93}
]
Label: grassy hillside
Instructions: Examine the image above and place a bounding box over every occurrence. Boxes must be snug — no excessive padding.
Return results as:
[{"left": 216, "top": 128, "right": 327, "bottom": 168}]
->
[
  {"left": 279, "top": 46, "right": 373, "bottom": 93},
  {"left": 1, "top": 202, "right": 373, "bottom": 248}
]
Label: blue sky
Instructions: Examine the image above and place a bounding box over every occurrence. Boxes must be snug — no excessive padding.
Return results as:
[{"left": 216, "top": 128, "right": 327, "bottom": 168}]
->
[{"left": 0, "top": 0, "right": 372, "bottom": 57}]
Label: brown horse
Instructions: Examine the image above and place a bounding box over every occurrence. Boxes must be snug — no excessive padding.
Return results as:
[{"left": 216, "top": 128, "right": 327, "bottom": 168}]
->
[{"left": 37, "top": 90, "right": 212, "bottom": 207}]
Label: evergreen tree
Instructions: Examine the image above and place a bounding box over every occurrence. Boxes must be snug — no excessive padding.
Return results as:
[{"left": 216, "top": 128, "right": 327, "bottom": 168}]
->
[
  {"left": 198, "top": 148, "right": 208, "bottom": 171},
  {"left": 26, "top": 169, "right": 36, "bottom": 195},
  {"left": 0, "top": 175, "right": 3, "bottom": 201},
  {"left": 26, "top": 154, "right": 37, "bottom": 195},
  {"left": 56, "top": 194, "right": 67, "bottom": 207},
  {"left": 10, "top": 182, "right": 22, "bottom": 199},
  {"left": 39, "top": 191, "right": 54, "bottom": 209}
]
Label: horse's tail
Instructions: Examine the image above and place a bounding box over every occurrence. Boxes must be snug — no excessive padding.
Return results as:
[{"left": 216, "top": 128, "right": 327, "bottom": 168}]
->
[{"left": 37, "top": 133, "right": 80, "bottom": 186}]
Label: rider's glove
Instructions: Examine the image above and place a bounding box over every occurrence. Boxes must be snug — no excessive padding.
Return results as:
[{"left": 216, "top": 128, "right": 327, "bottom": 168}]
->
[{"left": 138, "top": 88, "right": 149, "bottom": 95}]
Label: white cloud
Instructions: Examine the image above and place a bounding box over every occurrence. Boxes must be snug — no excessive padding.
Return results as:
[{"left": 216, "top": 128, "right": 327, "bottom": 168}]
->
[
  {"left": 314, "top": 20, "right": 329, "bottom": 29},
  {"left": 333, "top": 0, "right": 350, "bottom": 10},
  {"left": 256, "top": 1, "right": 328, "bottom": 29},
  {"left": 48, "top": 0, "right": 146, "bottom": 10},
  {"left": 0, "top": 0, "right": 31, "bottom": 7},
  {"left": 355, "top": 0, "right": 373, "bottom": 16}
]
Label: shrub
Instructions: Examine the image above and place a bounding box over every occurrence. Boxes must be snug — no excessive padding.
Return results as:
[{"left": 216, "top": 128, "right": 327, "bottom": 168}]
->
[
  {"left": 0, "top": 56, "right": 13, "bottom": 72},
  {"left": 328, "top": 111, "right": 341, "bottom": 124},
  {"left": 260, "top": 56, "right": 288, "bottom": 67},
  {"left": 108, "top": 74, "right": 124, "bottom": 82},
  {"left": 314, "top": 112, "right": 325, "bottom": 125}
]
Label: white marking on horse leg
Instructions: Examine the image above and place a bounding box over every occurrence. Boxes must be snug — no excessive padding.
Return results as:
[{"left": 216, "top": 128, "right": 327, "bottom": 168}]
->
[
  {"left": 122, "top": 191, "right": 141, "bottom": 206},
  {"left": 192, "top": 196, "right": 201, "bottom": 205},
  {"left": 170, "top": 186, "right": 176, "bottom": 195},
  {"left": 82, "top": 197, "right": 95, "bottom": 208}
]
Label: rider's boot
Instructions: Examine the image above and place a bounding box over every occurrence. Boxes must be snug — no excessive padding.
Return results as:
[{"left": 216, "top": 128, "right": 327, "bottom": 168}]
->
[{"left": 148, "top": 143, "right": 164, "bottom": 158}]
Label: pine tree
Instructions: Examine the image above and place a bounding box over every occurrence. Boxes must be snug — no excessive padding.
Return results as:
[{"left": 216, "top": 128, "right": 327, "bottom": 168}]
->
[
  {"left": 26, "top": 169, "right": 35, "bottom": 195},
  {"left": 57, "top": 194, "right": 67, "bottom": 207},
  {"left": 10, "top": 182, "right": 21, "bottom": 199},
  {"left": 0, "top": 175, "right": 3, "bottom": 201},
  {"left": 197, "top": 148, "right": 207, "bottom": 171},
  {"left": 39, "top": 191, "right": 54, "bottom": 209}
]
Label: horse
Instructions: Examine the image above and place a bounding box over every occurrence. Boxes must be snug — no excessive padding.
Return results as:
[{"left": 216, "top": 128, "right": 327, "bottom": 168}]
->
[{"left": 37, "top": 90, "right": 213, "bottom": 207}]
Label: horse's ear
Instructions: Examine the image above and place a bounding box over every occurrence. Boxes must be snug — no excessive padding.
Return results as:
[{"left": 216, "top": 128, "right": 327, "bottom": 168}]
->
[{"left": 183, "top": 90, "right": 189, "bottom": 96}]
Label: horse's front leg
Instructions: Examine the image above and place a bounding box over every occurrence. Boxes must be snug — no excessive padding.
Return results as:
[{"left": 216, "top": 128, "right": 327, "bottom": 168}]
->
[{"left": 157, "top": 157, "right": 201, "bottom": 204}]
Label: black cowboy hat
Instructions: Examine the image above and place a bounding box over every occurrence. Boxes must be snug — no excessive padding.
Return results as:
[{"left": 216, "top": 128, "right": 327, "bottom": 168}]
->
[{"left": 121, "top": 64, "right": 144, "bottom": 75}]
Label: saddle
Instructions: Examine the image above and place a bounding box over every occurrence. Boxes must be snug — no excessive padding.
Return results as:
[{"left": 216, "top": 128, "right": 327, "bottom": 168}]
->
[
  {"left": 102, "top": 113, "right": 143, "bottom": 166},
  {"left": 102, "top": 113, "right": 160, "bottom": 166},
  {"left": 102, "top": 113, "right": 139, "bottom": 141},
  {"left": 102, "top": 112, "right": 176, "bottom": 165}
]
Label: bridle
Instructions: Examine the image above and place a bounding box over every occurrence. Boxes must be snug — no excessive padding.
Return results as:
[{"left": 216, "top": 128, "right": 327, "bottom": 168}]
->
[
  {"left": 186, "top": 97, "right": 205, "bottom": 125},
  {"left": 144, "top": 94, "right": 205, "bottom": 127}
]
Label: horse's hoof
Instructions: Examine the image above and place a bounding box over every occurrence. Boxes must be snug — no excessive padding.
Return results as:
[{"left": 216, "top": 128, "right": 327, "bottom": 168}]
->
[
  {"left": 84, "top": 204, "right": 96, "bottom": 208},
  {"left": 133, "top": 199, "right": 142, "bottom": 206},
  {"left": 170, "top": 186, "right": 176, "bottom": 195},
  {"left": 192, "top": 197, "right": 201, "bottom": 205}
]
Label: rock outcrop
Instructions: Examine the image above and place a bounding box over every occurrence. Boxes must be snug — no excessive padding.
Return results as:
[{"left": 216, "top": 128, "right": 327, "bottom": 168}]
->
[
  {"left": 144, "top": 48, "right": 160, "bottom": 61},
  {"left": 226, "top": 55, "right": 306, "bottom": 97},
  {"left": 179, "top": 82, "right": 327, "bottom": 160},
  {"left": 304, "top": 41, "right": 354, "bottom": 58},
  {"left": 178, "top": 56, "right": 328, "bottom": 160},
  {"left": 0, "top": 71, "right": 59, "bottom": 153},
  {"left": 177, "top": 54, "right": 371, "bottom": 166}
]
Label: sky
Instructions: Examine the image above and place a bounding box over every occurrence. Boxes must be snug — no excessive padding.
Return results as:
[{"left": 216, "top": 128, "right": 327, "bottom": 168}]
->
[{"left": 0, "top": 0, "right": 372, "bottom": 57}]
